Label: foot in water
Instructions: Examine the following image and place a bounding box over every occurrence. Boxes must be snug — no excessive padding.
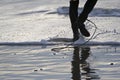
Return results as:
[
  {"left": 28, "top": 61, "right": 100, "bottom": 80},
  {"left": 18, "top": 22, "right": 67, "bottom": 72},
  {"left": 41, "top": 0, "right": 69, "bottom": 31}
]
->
[
  {"left": 72, "top": 21, "right": 90, "bottom": 42},
  {"left": 73, "top": 33, "right": 79, "bottom": 42},
  {"left": 78, "top": 23, "right": 90, "bottom": 37}
]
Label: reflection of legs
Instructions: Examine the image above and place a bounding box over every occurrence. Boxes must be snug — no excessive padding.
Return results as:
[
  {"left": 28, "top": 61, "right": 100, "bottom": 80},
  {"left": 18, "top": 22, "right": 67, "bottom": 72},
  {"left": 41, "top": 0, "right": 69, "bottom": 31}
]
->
[
  {"left": 80, "top": 47, "right": 90, "bottom": 72},
  {"left": 69, "top": 0, "right": 79, "bottom": 41},
  {"left": 81, "top": 47, "right": 90, "bottom": 62},
  {"left": 80, "top": 47, "right": 100, "bottom": 79},
  {"left": 72, "top": 47, "right": 99, "bottom": 80},
  {"left": 72, "top": 47, "right": 91, "bottom": 80},
  {"left": 71, "top": 47, "right": 81, "bottom": 80}
]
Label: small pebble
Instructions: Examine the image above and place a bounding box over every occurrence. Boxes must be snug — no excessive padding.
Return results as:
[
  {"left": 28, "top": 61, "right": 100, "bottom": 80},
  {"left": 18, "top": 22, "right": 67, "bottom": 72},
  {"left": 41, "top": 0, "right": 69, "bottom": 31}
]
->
[
  {"left": 62, "top": 56, "right": 65, "bottom": 58},
  {"left": 40, "top": 68, "right": 43, "bottom": 71},
  {"left": 110, "top": 63, "right": 114, "bottom": 65},
  {"left": 34, "top": 69, "right": 38, "bottom": 72}
]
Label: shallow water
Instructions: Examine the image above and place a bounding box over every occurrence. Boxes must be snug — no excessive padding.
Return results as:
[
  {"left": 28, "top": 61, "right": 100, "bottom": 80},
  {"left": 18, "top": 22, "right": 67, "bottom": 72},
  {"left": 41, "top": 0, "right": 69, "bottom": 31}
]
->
[
  {"left": 0, "top": 45, "right": 120, "bottom": 80},
  {"left": 0, "top": 0, "right": 120, "bottom": 79}
]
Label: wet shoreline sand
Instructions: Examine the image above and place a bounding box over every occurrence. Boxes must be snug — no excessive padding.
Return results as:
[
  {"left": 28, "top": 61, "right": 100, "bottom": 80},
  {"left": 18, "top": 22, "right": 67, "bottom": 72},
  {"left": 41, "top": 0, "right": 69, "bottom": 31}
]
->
[{"left": 0, "top": 45, "right": 120, "bottom": 80}]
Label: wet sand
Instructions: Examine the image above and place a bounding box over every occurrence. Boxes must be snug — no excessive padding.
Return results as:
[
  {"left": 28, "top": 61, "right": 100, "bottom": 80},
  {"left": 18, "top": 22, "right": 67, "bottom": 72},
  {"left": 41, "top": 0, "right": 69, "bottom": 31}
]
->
[{"left": 0, "top": 45, "right": 120, "bottom": 80}]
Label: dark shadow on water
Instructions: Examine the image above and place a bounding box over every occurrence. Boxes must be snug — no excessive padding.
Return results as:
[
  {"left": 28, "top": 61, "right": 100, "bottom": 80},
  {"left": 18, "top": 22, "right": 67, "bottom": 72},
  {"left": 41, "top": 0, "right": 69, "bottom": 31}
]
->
[
  {"left": 57, "top": 7, "right": 120, "bottom": 17},
  {"left": 15, "top": 7, "right": 120, "bottom": 17},
  {"left": 16, "top": 10, "right": 49, "bottom": 16},
  {"left": 71, "top": 46, "right": 100, "bottom": 80}
]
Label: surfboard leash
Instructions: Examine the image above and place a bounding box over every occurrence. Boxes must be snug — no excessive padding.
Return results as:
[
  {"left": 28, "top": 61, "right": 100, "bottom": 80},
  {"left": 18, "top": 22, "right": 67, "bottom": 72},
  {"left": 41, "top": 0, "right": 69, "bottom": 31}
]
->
[{"left": 51, "top": 19, "right": 98, "bottom": 52}]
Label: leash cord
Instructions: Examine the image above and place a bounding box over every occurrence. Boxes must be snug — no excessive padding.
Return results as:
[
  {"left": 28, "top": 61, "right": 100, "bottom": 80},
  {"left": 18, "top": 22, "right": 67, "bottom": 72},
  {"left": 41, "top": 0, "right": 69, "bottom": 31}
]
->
[{"left": 51, "top": 19, "right": 97, "bottom": 52}]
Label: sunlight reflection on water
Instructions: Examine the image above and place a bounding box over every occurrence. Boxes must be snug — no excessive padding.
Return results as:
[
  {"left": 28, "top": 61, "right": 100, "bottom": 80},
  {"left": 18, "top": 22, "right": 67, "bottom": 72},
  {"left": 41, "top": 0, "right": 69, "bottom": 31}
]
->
[{"left": 0, "top": 46, "right": 120, "bottom": 80}]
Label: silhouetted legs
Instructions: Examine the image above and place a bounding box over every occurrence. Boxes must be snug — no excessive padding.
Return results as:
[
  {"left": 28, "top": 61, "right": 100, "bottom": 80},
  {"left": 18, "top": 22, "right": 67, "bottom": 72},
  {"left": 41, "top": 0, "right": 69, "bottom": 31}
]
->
[
  {"left": 69, "top": 0, "right": 98, "bottom": 41},
  {"left": 69, "top": 0, "right": 79, "bottom": 41},
  {"left": 78, "top": 0, "right": 98, "bottom": 23}
]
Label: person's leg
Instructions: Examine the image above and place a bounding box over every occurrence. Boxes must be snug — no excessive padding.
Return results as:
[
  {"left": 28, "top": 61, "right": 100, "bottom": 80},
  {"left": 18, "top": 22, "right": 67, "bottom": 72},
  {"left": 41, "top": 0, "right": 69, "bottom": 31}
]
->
[
  {"left": 69, "top": 0, "right": 79, "bottom": 41},
  {"left": 79, "top": 0, "right": 98, "bottom": 23},
  {"left": 78, "top": 0, "right": 98, "bottom": 37}
]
